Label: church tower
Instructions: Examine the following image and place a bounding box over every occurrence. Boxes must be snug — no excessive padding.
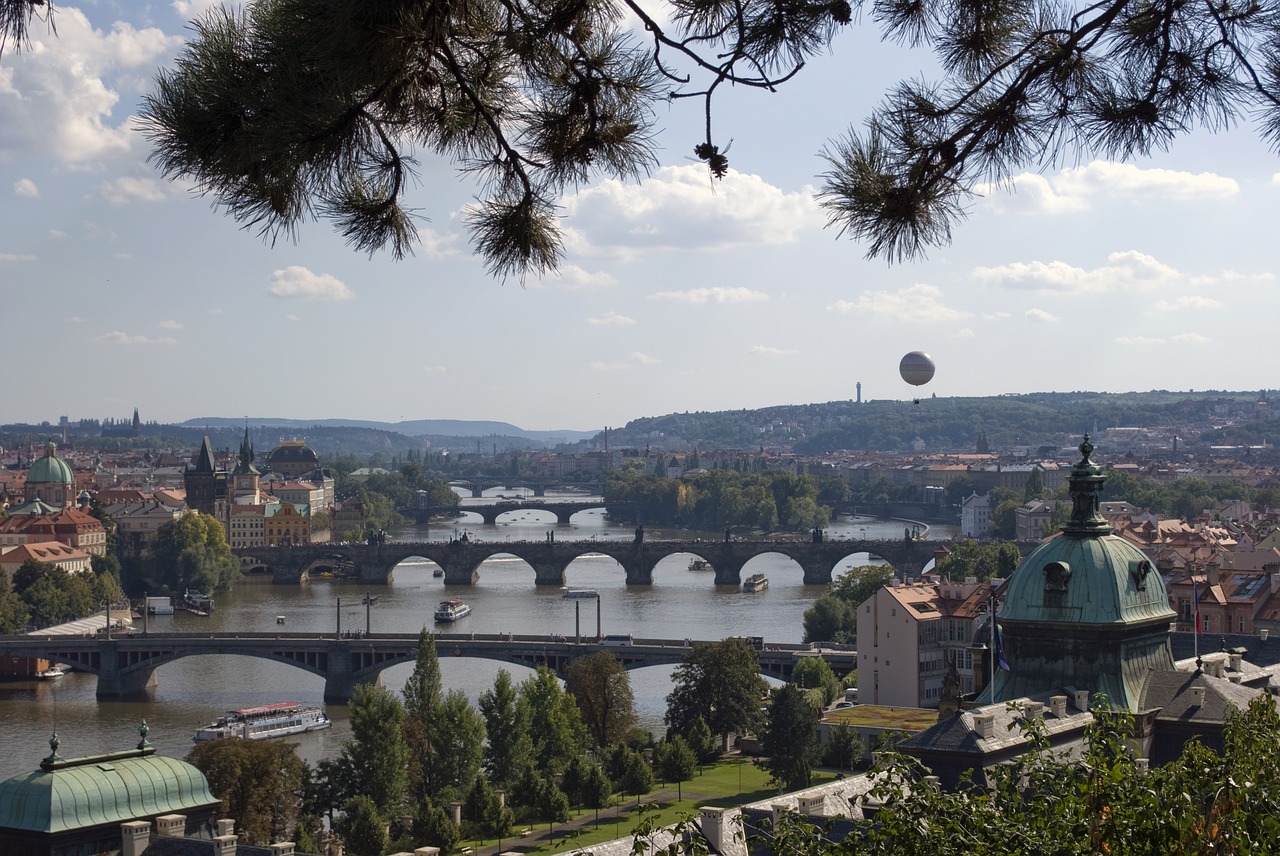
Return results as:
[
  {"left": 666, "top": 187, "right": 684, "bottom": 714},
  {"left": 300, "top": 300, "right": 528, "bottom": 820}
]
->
[
  {"left": 231, "top": 426, "right": 261, "bottom": 504},
  {"left": 983, "top": 436, "right": 1176, "bottom": 710},
  {"left": 184, "top": 436, "right": 228, "bottom": 520}
]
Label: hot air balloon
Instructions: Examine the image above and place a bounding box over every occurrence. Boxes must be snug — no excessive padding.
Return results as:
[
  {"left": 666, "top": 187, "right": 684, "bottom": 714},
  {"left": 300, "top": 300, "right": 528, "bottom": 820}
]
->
[{"left": 899, "top": 351, "right": 936, "bottom": 387}]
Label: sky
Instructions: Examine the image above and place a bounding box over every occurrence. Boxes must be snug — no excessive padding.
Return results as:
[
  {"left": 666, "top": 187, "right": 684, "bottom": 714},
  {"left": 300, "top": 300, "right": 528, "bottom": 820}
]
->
[{"left": 1, "top": 2, "right": 1277, "bottom": 433}]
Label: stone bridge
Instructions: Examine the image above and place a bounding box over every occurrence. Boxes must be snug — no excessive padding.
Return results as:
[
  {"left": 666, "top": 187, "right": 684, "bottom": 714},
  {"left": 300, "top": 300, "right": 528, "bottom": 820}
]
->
[
  {"left": 237, "top": 536, "right": 940, "bottom": 586},
  {"left": 403, "top": 499, "right": 624, "bottom": 525},
  {"left": 0, "top": 632, "right": 854, "bottom": 703}
]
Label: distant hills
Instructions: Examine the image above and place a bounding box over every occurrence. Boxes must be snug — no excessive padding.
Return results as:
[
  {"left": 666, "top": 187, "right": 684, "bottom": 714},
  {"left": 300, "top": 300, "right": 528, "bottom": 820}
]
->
[{"left": 180, "top": 417, "right": 598, "bottom": 446}]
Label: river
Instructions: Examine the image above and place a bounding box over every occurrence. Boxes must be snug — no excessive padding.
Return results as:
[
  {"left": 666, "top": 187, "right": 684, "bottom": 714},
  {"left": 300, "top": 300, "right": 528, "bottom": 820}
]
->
[{"left": 0, "top": 498, "right": 954, "bottom": 783}]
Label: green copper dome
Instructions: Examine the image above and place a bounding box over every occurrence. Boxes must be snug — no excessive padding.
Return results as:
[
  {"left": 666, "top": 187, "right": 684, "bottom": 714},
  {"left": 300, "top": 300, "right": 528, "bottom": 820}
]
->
[
  {"left": 985, "top": 436, "right": 1176, "bottom": 710},
  {"left": 26, "top": 444, "right": 73, "bottom": 486},
  {"left": 0, "top": 747, "right": 217, "bottom": 834}
]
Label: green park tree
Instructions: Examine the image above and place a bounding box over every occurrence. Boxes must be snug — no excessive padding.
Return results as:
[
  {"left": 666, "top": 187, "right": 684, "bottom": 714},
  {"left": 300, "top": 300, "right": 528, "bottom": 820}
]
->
[
  {"left": 478, "top": 668, "right": 534, "bottom": 788},
  {"left": 144, "top": 513, "right": 239, "bottom": 594},
  {"left": 412, "top": 798, "right": 461, "bottom": 853},
  {"left": 434, "top": 688, "right": 487, "bottom": 795},
  {"left": 401, "top": 628, "right": 446, "bottom": 798},
  {"left": 760, "top": 684, "right": 819, "bottom": 792},
  {"left": 653, "top": 735, "right": 698, "bottom": 800},
  {"left": 187, "top": 738, "right": 305, "bottom": 845},
  {"left": 565, "top": 651, "right": 637, "bottom": 748},
  {"left": 790, "top": 656, "right": 843, "bottom": 707},
  {"left": 0, "top": 574, "right": 29, "bottom": 634},
  {"left": 340, "top": 683, "right": 409, "bottom": 813},
  {"left": 802, "top": 564, "right": 893, "bottom": 644},
  {"left": 335, "top": 795, "right": 387, "bottom": 856},
  {"left": 937, "top": 539, "right": 1023, "bottom": 581},
  {"left": 666, "top": 637, "right": 767, "bottom": 751},
  {"left": 520, "top": 665, "right": 589, "bottom": 777},
  {"left": 616, "top": 747, "right": 655, "bottom": 807}
]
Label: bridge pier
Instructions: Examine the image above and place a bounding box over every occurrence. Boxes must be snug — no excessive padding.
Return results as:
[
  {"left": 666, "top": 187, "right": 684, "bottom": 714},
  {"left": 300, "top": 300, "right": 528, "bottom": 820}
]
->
[
  {"left": 96, "top": 643, "right": 158, "bottom": 699},
  {"left": 323, "top": 641, "right": 384, "bottom": 704}
]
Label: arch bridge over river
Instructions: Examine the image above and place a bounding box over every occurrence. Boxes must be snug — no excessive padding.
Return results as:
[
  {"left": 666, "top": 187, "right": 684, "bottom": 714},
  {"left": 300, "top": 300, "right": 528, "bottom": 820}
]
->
[
  {"left": 237, "top": 537, "right": 940, "bottom": 587},
  {"left": 0, "top": 632, "right": 855, "bottom": 703}
]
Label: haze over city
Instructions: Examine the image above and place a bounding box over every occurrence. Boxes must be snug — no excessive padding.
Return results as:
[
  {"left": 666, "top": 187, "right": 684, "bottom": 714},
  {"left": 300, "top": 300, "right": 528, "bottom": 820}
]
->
[{"left": 2, "top": 2, "right": 1277, "bottom": 431}]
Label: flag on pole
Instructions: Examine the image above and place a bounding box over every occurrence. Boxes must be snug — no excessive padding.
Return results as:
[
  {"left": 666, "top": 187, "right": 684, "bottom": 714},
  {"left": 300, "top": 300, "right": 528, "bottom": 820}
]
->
[{"left": 991, "top": 614, "right": 1010, "bottom": 672}]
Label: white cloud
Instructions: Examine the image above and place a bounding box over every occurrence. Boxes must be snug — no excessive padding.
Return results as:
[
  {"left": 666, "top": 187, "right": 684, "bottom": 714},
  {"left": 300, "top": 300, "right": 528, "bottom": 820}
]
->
[
  {"left": 750, "top": 345, "right": 800, "bottom": 356},
  {"left": 1171, "top": 332, "right": 1211, "bottom": 345},
  {"left": 1273, "top": 172, "right": 1280, "bottom": 188},
  {"left": 561, "top": 164, "right": 822, "bottom": 259},
  {"left": 0, "top": 9, "right": 182, "bottom": 162},
  {"left": 586, "top": 311, "right": 635, "bottom": 326},
  {"left": 590, "top": 352, "right": 660, "bottom": 371},
  {"left": 158, "top": 319, "right": 183, "bottom": 330},
  {"left": 972, "top": 250, "right": 1182, "bottom": 294},
  {"left": 1151, "top": 296, "right": 1223, "bottom": 313},
  {"left": 67, "top": 316, "right": 85, "bottom": 323},
  {"left": 13, "top": 178, "right": 38, "bottom": 197},
  {"left": 982, "top": 311, "right": 1011, "bottom": 320},
  {"left": 93, "top": 330, "right": 177, "bottom": 345},
  {"left": 0, "top": 253, "right": 37, "bottom": 262},
  {"left": 48, "top": 229, "right": 68, "bottom": 239},
  {"left": 541, "top": 264, "right": 618, "bottom": 291},
  {"left": 101, "top": 176, "right": 168, "bottom": 205},
  {"left": 1115, "top": 336, "right": 1167, "bottom": 346},
  {"left": 285, "top": 314, "right": 300, "bottom": 322},
  {"left": 422, "top": 365, "right": 448, "bottom": 374},
  {"left": 1025, "top": 308, "right": 1060, "bottom": 322},
  {"left": 268, "top": 266, "right": 354, "bottom": 300},
  {"left": 649, "top": 286, "right": 769, "bottom": 305},
  {"left": 828, "top": 283, "right": 970, "bottom": 323},
  {"left": 983, "top": 161, "right": 1239, "bottom": 214},
  {"left": 417, "top": 226, "right": 463, "bottom": 259},
  {"left": 952, "top": 327, "right": 975, "bottom": 338}
]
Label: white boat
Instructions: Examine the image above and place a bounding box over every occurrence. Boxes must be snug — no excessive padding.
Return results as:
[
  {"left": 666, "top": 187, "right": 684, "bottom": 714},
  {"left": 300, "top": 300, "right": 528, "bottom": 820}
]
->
[
  {"left": 37, "top": 666, "right": 66, "bottom": 680},
  {"left": 742, "top": 573, "right": 769, "bottom": 593},
  {"left": 193, "top": 702, "right": 331, "bottom": 742},
  {"left": 687, "top": 559, "right": 712, "bottom": 571},
  {"left": 434, "top": 599, "right": 472, "bottom": 622}
]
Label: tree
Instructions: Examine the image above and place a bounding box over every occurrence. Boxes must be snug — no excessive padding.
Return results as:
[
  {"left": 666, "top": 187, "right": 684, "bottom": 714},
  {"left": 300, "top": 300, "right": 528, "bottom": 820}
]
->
[
  {"left": 335, "top": 795, "right": 387, "bottom": 856},
  {"left": 478, "top": 668, "right": 533, "bottom": 788},
  {"left": 802, "top": 594, "right": 856, "bottom": 645},
  {"left": 565, "top": 651, "right": 637, "bottom": 748},
  {"left": 685, "top": 716, "right": 719, "bottom": 767},
  {"left": 666, "top": 638, "right": 767, "bottom": 751},
  {"left": 790, "top": 657, "right": 842, "bottom": 707},
  {"left": 937, "top": 539, "right": 1023, "bottom": 581},
  {"left": 653, "top": 736, "right": 697, "bottom": 800},
  {"left": 0, "top": 574, "right": 29, "bottom": 634},
  {"left": 144, "top": 513, "right": 239, "bottom": 593},
  {"left": 617, "top": 748, "right": 655, "bottom": 806},
  {"left": 580, "top": 761, "right": 613, "bottom": 822},
  {"left": 340, "top": 683, "right": 409, "bottom": 813},
  {"left": 402, "top": 629, "right": 445, "bottom": 799},
  {"left": 412, "top": 797, "right": 461, "bottom": 853},
  {"left": 520, "top": 666, "right": 589, "bottom": 777},
  {"left": 187, "top": 738, "right": 306, "bottom": 845},
  {"left": 14, "top": 561, "right": 99, "bottom": 628},
  {"left": 433, "top": 688, "right": 487, "bottom": 796},
  {"left": 760, "top": 684, "right": 819, "bottom": 792}
]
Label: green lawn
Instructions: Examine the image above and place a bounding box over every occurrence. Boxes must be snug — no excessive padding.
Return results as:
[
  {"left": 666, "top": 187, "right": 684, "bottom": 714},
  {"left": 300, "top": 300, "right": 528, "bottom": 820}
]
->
[{"left": 452, "top": 758, "right": 840, "bottom": 855}]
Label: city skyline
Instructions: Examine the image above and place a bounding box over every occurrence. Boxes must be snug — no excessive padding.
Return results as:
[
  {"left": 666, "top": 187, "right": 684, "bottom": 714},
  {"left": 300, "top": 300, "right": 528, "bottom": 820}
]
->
[{"left": 1, "top": 2, "right": 1277, "bottom": 431}]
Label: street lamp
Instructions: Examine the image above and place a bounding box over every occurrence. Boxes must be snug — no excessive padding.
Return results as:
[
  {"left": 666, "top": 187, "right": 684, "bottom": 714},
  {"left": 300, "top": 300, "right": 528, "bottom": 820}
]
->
[{"left": 563, "top": 588, "right": 600, "bottom": 643}]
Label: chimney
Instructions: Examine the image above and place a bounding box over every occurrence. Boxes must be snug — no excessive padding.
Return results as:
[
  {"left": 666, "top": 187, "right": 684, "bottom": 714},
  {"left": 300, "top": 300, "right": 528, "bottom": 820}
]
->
[
  {"left": 1074, "top": 690, "right": 1091, "bottom": 712},
  {"left": 1230, "top": 652, "right": 1243, "bottom": 671},
  {"left": 698, "top": 807, "right": 728, "bottom": 854},
  {"left": 414, "top": 848, "right": 442, "bottom": 856},
  {"left": 771, "top": 803, "right": 791, "bottom": 827},
  {"left": 796, "top": 795, "right": 825, "bottom": 817},
  {"left": 269, "top": 845, "right": 295, "bottom": 856},
  {"left": 155, "top": 815, "right": 186, "bottom": 838},
  {"left": 121, "top": 821, "right": 151, "bottom": 856},
  {"left": 217, "top": 819, "right": 235, "bottom": 837},
  {"left": 1022, "top": 701, "right": 1044, "bottom": 721},
  {"left": 1136, "top": 758, "right": 1150, "bottom": 773},
  {"left": 1048, "top": 695, "right": 1068, "bottom": 718},
  {"left": 1271, "top": 573, "right": 1280, "bottom": 595},
  {"left": 1207, "top": 562, "right": 1220, "bottom": 586},
  {"left": 1229, "top": 674, "right": 1242, "bottom": 684},
  {"left": 214, "top": 834, "right": 237, "bottom": 856},
  {"left": 1192, "top": 686, "right": 1206, "bottom": 706},
  {"left": 972, "top": 714, "right": 995, "bottom": 739},
  {"left": 1263, "top": 629, "right": 1271, "bottom": 642}
]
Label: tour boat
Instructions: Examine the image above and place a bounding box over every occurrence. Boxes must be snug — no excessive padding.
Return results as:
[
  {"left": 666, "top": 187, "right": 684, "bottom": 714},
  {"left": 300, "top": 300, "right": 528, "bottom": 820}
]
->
[
  {"left": 434, "top": 599, "right": 472, "bottom": 622},
  {"left": 36, "top": 665, "right": 66, "bottom": 680},
  {"left": 687, "top": 558, "right": 712, "bottom": 571},
  {"left": 193, "top": 702, "right": 331, "bottom": 742},
  {"left": 742, "top": 573, "right": 769, "bottom": 593}
]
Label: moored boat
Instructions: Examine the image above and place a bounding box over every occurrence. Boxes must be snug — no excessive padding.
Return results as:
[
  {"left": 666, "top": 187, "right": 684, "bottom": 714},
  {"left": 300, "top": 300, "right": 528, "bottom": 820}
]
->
[
  {"left": 37, "top": 666, "right": 66, "bottom": 680},
  {"left": 193, "top": 702, "right": 330, "bottom": 742},
  {"left": 687, "top": 558, "right": 712, "bottom": 571},
  {"left": 434, "top": 599, "right": 472, "bottom": 622},
  {"left": 742, "top": 573, "right": 769, "bottom": 593}
]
